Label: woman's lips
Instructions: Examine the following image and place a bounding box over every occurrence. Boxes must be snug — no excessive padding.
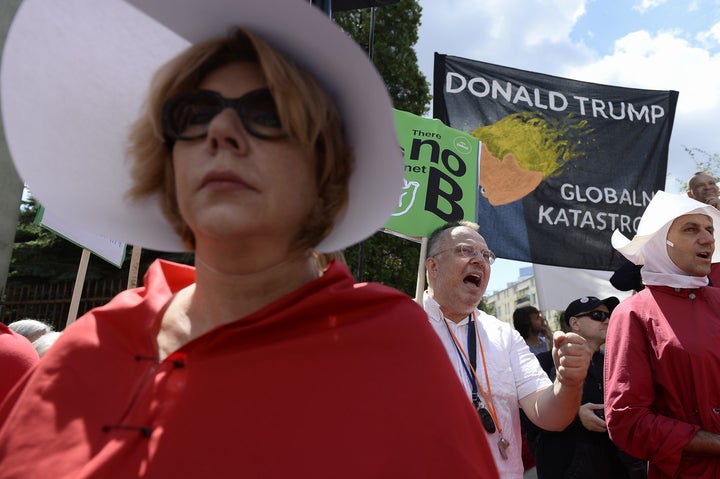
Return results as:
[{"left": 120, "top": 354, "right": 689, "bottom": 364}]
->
[{"left": 200, "top": 170, "right": 252, "bottom": 192}]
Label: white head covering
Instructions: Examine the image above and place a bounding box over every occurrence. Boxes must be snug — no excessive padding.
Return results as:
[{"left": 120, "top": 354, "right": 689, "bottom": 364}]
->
[
  {"left": 611, "top": 191, "right": 720, "bottom": 288},
  {"left": 1, "top": 0, "right": 404, "bottom": 253}
]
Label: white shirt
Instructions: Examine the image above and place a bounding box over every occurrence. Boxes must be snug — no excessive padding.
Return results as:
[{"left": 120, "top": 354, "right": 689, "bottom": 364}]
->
[{"left": 424, "top": 293, "right": 551, "bottom": 479}]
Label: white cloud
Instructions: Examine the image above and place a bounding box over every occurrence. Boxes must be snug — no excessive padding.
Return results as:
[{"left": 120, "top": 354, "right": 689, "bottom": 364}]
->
[
  {"left": 416, "top": 0, "right": 594, "bottom": 86},
  {"left": 696, "top": 21, "right": 720, "bottom": 47},
  {"left": 632, "top": 0, "right": 668, "bottom": 14},
  {"left": 415, "top": 0, "right": 719, "bottom": 282},
  {"left": 416, "top": 0, "right": 720, "bottom": 185},
  {"left": 564, "top": 29, "right": 720, "bottom": 113},
  {"left": 561, "top": 27, "right": 720, "bottom": 183}
]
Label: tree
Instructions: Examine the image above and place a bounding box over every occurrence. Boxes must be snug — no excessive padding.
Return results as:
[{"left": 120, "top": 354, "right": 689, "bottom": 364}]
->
[
  {"left": 678, "top": 147, "right": 720, "bottom": 191},
  {"left": 10, "top": 198, "right": 82, "bottom": 283},
  {"left": 333, "top": 0, "right": 430, "bottom": 296},
  {"left": 477, "top": 297, "right": 493, "bottom": 315},
  {"left": 9, "top": 196, "right": 193, "bottom": 286},
  {"left": 333, "top": 0, "right": 430, "bottom": 116},
  {"left": 0, "top": 0, "right": 25, "bottom": 292}
]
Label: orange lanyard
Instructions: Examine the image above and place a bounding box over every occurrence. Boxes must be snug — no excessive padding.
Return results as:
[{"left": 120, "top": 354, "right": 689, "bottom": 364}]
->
[
  {"left": 444, "top": 311, "right": 511, "bottom": 459},
  {"left": 444, "top": 312, "right": 503, "bottom": 436}
]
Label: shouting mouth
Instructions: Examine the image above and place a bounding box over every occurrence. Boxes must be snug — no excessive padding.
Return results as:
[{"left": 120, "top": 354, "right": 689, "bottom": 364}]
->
[
  {"left": 697, "top": 251, "right": 712, "bottom": 261},
  {"left": 464, "top": 273, "right": 482, "bottom": 288}
]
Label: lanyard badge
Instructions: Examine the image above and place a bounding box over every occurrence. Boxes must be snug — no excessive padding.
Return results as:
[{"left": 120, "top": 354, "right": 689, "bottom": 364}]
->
[{"left": 444, "top": 312, "right": 511, "bottom": 460}]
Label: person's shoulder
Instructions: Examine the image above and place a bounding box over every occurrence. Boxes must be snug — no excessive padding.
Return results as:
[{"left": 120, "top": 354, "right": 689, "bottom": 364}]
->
[
  {"left": 703, "top": 282, "right": 720, "bottom": 296},
  {"left": 353, "top": 283, "right": 424, "bottom": 316},
  {"left": 333, "top": 270, "right": 415, "bottom": 306},
  {"left": 612, "top": 289, "right": 650, "bottom": 312},
  {"left": 318, "top": 262, "right": 424, "bottom": 315},
  {"left": 353, "top": 280, "right": 411, "bottom": 298},
  {"left": 0, "top": 324, "right": 38, "bottom": 365}
]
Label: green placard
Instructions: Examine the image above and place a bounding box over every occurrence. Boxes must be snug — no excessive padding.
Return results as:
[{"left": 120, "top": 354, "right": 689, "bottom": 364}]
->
[{"left": 384, "top": 109, "right": 479, "bottom": 238}]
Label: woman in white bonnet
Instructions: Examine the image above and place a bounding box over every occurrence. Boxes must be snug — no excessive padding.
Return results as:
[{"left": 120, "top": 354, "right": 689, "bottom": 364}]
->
[
  {"left": 0, "top": 0, "right": 498, "bottom": 477},
  {"left": 604, "top": 191, "right": 720, "bottom": 478}
]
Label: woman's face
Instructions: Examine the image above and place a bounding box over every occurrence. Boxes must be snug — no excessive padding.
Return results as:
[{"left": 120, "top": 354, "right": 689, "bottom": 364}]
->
[{"left": 171, "top": 62, "right": 318, "bottom": 252}]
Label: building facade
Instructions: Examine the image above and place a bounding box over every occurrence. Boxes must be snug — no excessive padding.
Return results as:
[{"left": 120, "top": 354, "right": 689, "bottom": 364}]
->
[{"left": 484, "top": 267, "right": 563, "bottom": 333}]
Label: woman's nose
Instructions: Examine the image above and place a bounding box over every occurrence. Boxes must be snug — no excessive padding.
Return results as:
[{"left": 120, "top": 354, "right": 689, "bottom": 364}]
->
[{"left": 205, "top": 108, "right": 250, "bottom": 154}]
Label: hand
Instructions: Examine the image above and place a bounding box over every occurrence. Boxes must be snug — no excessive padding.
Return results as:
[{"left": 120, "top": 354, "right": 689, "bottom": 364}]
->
[
  {"left": 552, "top": 331, "right": 592, "bottom": 388},
  {"left": 578, "top": 402, "right": 607, "bottom": 432},
  {"left": 706, "top": 196, "right": 720, "bottom": 210}
]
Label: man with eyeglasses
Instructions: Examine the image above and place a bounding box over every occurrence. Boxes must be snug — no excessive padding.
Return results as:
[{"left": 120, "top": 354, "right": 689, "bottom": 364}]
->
[
  {"left": 533, "top": 296, "right": 647, "bottom": 479},
  {"left": 422, "top": 220, "right": 593, "bottom": 478}
]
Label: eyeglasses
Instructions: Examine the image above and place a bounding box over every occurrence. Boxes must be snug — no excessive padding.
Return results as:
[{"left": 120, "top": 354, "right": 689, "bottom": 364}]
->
[
  {"left": 432, "top": 244, "right": 496, "bottom": 265},
  {"left": 574, "top": 310, "right": 611, "bottom": 322},
  {"left": 162, "top": 88, "right": 287, "bottom": 147}
]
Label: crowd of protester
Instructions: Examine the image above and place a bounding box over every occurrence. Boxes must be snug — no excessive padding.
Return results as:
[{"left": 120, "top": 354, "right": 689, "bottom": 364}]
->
[{"left": 0, "top": 0, "right": 718, "bottom": 476}]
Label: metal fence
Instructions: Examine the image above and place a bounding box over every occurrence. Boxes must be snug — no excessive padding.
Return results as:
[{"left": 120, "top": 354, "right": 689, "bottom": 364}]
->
[{"left": 0, "top": 278, "right": 125, "bottom": 331}]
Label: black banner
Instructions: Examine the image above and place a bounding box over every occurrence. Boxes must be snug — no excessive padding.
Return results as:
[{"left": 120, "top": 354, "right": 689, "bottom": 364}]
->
[{"left": 434, "top": 53, "right": 678, "bottom": 270}]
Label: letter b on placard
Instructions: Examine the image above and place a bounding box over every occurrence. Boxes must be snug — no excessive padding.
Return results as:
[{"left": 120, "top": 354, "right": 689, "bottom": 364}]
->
[{"left": 425, "top": 167, "right": 464, "bottom": 221}]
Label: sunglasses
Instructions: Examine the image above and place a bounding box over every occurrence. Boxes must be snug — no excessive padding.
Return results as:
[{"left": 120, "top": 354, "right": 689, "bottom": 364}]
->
[
  {"left": 575, "top": 310, "right": 611, "bottom": 322},
  {"left": 162, "top": 88, "right": 287, "bottom": 147}
]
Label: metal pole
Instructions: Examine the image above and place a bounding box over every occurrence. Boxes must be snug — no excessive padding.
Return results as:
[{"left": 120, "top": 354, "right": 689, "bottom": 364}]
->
[
  {"left": 310, "top": 0, "right": 333, "bottom": 16},
  {"left": 368, "top": 7, "right": 376, "bottom": 61},
  {"left": 356, "top": 7, "right": 377, "bottom": 282}
]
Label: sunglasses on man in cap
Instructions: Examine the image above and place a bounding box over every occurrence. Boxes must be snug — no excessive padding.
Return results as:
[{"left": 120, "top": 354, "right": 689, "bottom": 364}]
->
[
  {"left": 564, "top": 296, "right": 619, "bottom": 323},
  {"left": 573, "top": 310, "right": 611, "bottom": 322}
]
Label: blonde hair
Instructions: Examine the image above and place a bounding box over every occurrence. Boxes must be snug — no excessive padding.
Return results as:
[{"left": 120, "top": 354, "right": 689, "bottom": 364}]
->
[{"left": 127, "top": 29, "right": 353, "bottom": 250}]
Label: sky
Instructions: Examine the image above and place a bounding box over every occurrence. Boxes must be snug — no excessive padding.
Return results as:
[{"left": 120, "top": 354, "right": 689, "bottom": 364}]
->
[{"left": 413, "top": 0, "right": 720, "bottom": 293}]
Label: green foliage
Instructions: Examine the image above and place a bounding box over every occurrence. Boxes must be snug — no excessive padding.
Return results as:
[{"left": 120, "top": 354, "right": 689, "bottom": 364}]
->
[
  {"left": 10, "top": 196, "right": 193, "bottom": 286},
  {"left": 332, "top": 0, "right": 431, "bottom": 296},
  {"left": 677, "top": 147, "right": 720, "bottom": 191},
  {"left": 477, "top": 297, "right": 493, "bottom": 315},
  {"left": 344, "top": 232, "right": 421, "bottom": 296},
  {"left": 10, "top": 198, "right": 81, "bottom": 282},
  {"left": 333, "top": 0, "right": 431, "bottom": 115}
]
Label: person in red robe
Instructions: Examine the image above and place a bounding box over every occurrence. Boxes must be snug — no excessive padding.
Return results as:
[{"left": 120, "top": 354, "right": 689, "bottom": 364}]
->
[
  {"left": 0, "top": 1, "right": 498, "bottom": 477},
  {"left": 605, "top": 191, "right": 720, "bottom": 478},
  {"left": 0, "top": 323, "right": 38, "bottom": 405}
]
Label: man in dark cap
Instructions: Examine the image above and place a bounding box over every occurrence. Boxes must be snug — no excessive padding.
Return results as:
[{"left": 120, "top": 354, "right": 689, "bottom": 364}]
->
[
  {"left": 606, "top": 192, "right": 720, "bottom": 478},
  {"left": 534, "top": 296, "right": 647, "bottom": 479}
]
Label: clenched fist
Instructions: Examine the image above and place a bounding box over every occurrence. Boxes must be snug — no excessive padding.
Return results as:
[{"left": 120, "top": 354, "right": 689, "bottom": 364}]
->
[{"left": 552, "top": 331, "right": 593, "bottom": 388}]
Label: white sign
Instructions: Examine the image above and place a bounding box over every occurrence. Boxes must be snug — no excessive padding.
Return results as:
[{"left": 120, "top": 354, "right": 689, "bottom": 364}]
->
[
  {"left": 36, "top": 207, "right": 126, "bottom": 268},
  {"left": 533, "top": 264, "right": 633, "bottom": 312}
]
